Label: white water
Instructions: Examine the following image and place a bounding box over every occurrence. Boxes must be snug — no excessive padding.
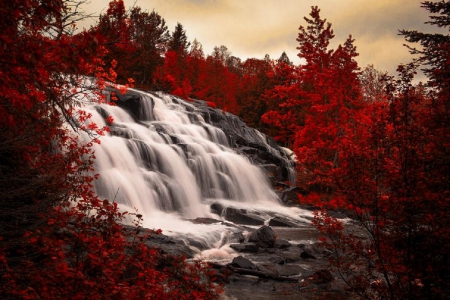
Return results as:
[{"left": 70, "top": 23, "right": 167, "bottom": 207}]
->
[{"left": 78, "top": 89, "right": 313, "bottom": 258}]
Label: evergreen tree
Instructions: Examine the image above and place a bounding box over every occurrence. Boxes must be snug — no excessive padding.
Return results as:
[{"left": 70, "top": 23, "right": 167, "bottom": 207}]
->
[
  {"left": 128, "top": 7, "right": 170, "bottom": 87},
  {"left": 168, "top": 23, "right": 190, "bottom": 55},
  {"left": 277, "top": 51, "right": 292, "bottom": 65}
]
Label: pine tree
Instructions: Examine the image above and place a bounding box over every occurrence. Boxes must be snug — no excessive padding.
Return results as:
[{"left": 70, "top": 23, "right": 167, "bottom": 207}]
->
[
  {"left": 168, "top": 23, "right": 190, "bottom": 55},
  {"left": 128, "top": 7, "right": 170, "bottom": 88}
]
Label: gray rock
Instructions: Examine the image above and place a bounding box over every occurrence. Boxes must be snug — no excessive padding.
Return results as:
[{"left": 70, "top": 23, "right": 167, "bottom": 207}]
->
[
  {"left": 300, "top": 249, "right": 317, "bottom": 259},
  {"left": 256, "top": 264, "right": 278, "bottom": 275},
  {"left": 210, "top": 202, "right": 225, "bottom": 215},
  {"left": 298, "top": 243, "right": 328, "bottom": 258},
  {"left": 268, "top": 255, "right": 285, "bottom": 265},
  {"left": 274, "top": 264, "right": 304, "bottom": 276},
  {"left": 190, "top": 217, "right": 222, "bottom": 224},
  {"left": 231, "top": 256, "right": 257, "bottom": 270},
  {"left": 230, "top": 232, "right": 245, "bottom": 243},
  {"left": 274, "top": 238, "right": 292, "bottom": 249},
  {"left": 279, "top": 254, "right": 300, "bottom": 263},
  {"left": 230, "top": 243, "right": 259, "bottom": 253},
  {"left": 139, "top": 231, "right": 195, "bottom": 258},
  {"left": 248, "top": 225, "right": 276, "bottom": 248},
  {"left": 223, "top": 207, "right": 265, "bottom": 226},
  {"left": 268, "top": 216, "right": 300, "bottom": 228}
]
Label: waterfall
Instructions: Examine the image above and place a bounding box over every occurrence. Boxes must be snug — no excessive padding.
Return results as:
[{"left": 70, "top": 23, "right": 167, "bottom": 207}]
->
[{"left": 77, "top": 88, "right": 308, "bottom": 253}]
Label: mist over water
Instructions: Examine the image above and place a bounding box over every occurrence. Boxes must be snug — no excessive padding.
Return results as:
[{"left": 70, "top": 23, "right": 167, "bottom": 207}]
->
[{"left": 79, "top": 89, "right": 312, "bottom": 255}]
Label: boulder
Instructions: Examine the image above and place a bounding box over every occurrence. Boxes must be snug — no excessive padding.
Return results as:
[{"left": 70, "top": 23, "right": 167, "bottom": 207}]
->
[
  {"left": 274, "top": 239, "right": 292, "bottom": 249},
  {"left": 230, "top": 243, "right": 259, "bottom": 253},
  {"left": 223, "top": 207, "right": 265, "bottom": 226},
  {"left": 300, "top": 249, "right": 317, "bottom": 259},
  {"left": 230, "top": 231, "right": 245, "bottom": 243},
  {"left": 140, "top": 232, "right": 195, "bottom": 258},
  {"left": 268, "top": 216, "right": 300, "bottom": 228},
  {"left": 210, "top": 202, "right": 225, "bottom": 216},
  {"left": 298, "top": 243, "right": 331, "bottom": 259},
  {"left": 277, "top": 247, "right": 302, "bottom": 263},
  {"left": 230, "top": 256, "right": 257, "bottom": 270},
  {"left": 248, "top": 225, "right": 277, "bottom": 248},
  {"left": 113, "top": 88, "right": 150, "bottom": 121}
]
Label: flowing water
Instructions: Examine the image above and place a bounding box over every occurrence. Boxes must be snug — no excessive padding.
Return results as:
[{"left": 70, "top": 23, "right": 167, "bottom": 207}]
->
[{"left": 78, "top": 89, "right": 313, "bottom": 258}]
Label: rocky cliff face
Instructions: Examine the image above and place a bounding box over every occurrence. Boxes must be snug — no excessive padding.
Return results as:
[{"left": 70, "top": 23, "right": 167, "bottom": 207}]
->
[{"left": 190, "top": 98, "right": 296, "bottom": 185}]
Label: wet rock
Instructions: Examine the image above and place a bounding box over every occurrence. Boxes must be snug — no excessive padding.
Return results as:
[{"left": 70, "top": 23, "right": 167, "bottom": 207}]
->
[
  {"left": 230, "top": 243, "right": 259, "bottom": 253},
  {"left": 139, "top": 232, "right": 195, "bottom": 258},
  {"left": 256, "top": 264, "right": 278, "bottom": 275},
  {"left": 230, "top": 232, "right": 245, "bottom": 243},
  {"left": 238, "top": 146, "right": 258, "bottom": 155},
  {"left": 248, "top": 225, "right": 276, "bottom": 248},
  {"left": 190, "top": 217, "right": 222, "bottom": 224},
  {"left": 223, "top": 207, "right": 265, "bottom": 226},
  {"left": 187, "top": 238, "right": 210, "bottom": 251},
  {"left": 279, "top": 186, "right": 305, "bottom": 205},
  {"left": 298, "top": 243, "right": 330, "bottom": 259},
  {"left": 277, "top": 248, "right": 302, "bottom": 263},
  {"left": 300, "top": 249, "right": 317, "bottom": 259},
  {"left": 113, "top": 88, "right": 150, "bottom": 121},
  {"left": 265, "top": 248, "right": 276, "bottom": 254},
  {"left": 274, "top": 264, "right": 304, "bottom": 277},
  {"left": 274, "top": 239, "right": 292, "bottom": 249},
  {"left": 268, "top": 216, "right": 300, "bottom": 228},
  {"left": 260, "top": 164, "right": 279, "bottom": 178},
  {"left": 231, "top": 256, "right": 257, "bottom": 270},
  {"left": 190, "top": 99, "right": 294, "bottom": 184},
  {"left": 210, "top": 202, "right": 225, "bottom": 215},
  {"left": 268, "top": 256, "right": 285, "bottom": 265}
]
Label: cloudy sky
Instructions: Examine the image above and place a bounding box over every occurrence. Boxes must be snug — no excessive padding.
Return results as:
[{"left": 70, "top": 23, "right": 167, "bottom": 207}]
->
[{"left": 80, "top": 0, "right": 445, "bottom": 78}]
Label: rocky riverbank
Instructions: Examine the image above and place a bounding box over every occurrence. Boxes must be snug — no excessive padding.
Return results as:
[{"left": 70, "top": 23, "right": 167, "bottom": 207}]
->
[
  {"left": 112, "top": 90, "right": 356, "bottom": 299},
  {"left": 134, "top": 211, "right": 357, "bottom": 300}
]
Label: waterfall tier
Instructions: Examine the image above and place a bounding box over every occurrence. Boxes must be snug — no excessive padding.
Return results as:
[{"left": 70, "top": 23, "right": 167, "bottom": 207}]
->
[{"left": 78, "top": 88, "right": 307, "bottom": 248}]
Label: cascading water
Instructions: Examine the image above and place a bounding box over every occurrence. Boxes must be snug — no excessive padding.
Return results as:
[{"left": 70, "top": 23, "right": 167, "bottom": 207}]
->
[{"left": 78, "top": 88, "right": 312, "bottom": 256}]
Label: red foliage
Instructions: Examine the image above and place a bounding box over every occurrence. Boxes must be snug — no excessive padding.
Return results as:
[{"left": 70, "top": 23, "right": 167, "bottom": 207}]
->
[
  {"left": 261, "top": 62, "right": 303, "bottom": 146},
  {"left": 206, "top": 101, "right": 217, "bottom": 108},
  {"left": 314, "top": 64, "right": 449, "bottom": 298},
  {"left": 0, "top": 1, "right": 221, "bottom": 299},
  {"left": 268, "top": 5, "right": 449, "bottom": 299}
]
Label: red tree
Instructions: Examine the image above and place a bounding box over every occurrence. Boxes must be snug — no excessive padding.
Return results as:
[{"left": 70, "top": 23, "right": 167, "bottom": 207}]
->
[
  {"left": 311, "top": 2, "right": 450, "bottom": 299},
  {"left": 0, "top": 1, "right": 221, "bottom": 299},
  {"left": 295, "top": 33, "right": 363, "bottom": 199},
  {"left": 261, "top": 56, "right": 301, "bottom": 146},
  {"left": 236, "top": 56, "right": 274, "bottom": 132}
]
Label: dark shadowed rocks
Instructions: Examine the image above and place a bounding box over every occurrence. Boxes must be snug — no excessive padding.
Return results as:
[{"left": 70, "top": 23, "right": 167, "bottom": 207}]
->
[
  {"left": 248, "top": 225, "right": 277, "bottom": 248},
  {"left": 231, "top": 256, "right": 258, "bottom": 270},
  {"left": 230, "top": 243, "right": 259, "bottom": 253}
]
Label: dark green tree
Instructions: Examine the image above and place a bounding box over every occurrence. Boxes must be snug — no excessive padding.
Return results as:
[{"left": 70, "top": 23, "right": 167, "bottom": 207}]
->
[
  {"left": 277, "top": 51, "right": 292, "bottom": 65},
  {"left": 168, "top": 23, "right": 190, "bottom": 55},
  {"left": 128, "top": 7, "right": 170, "bottom": 87}
]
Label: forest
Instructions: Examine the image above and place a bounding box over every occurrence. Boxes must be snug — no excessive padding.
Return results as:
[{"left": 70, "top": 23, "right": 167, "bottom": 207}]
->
[{"left": 0, "top": 0, "right": 449, "bottom": 299}]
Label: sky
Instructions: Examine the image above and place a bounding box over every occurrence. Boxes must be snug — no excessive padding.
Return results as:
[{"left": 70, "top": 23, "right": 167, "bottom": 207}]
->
[{"left": 80, "top": 0, "right": 445, "bottom": 79}]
